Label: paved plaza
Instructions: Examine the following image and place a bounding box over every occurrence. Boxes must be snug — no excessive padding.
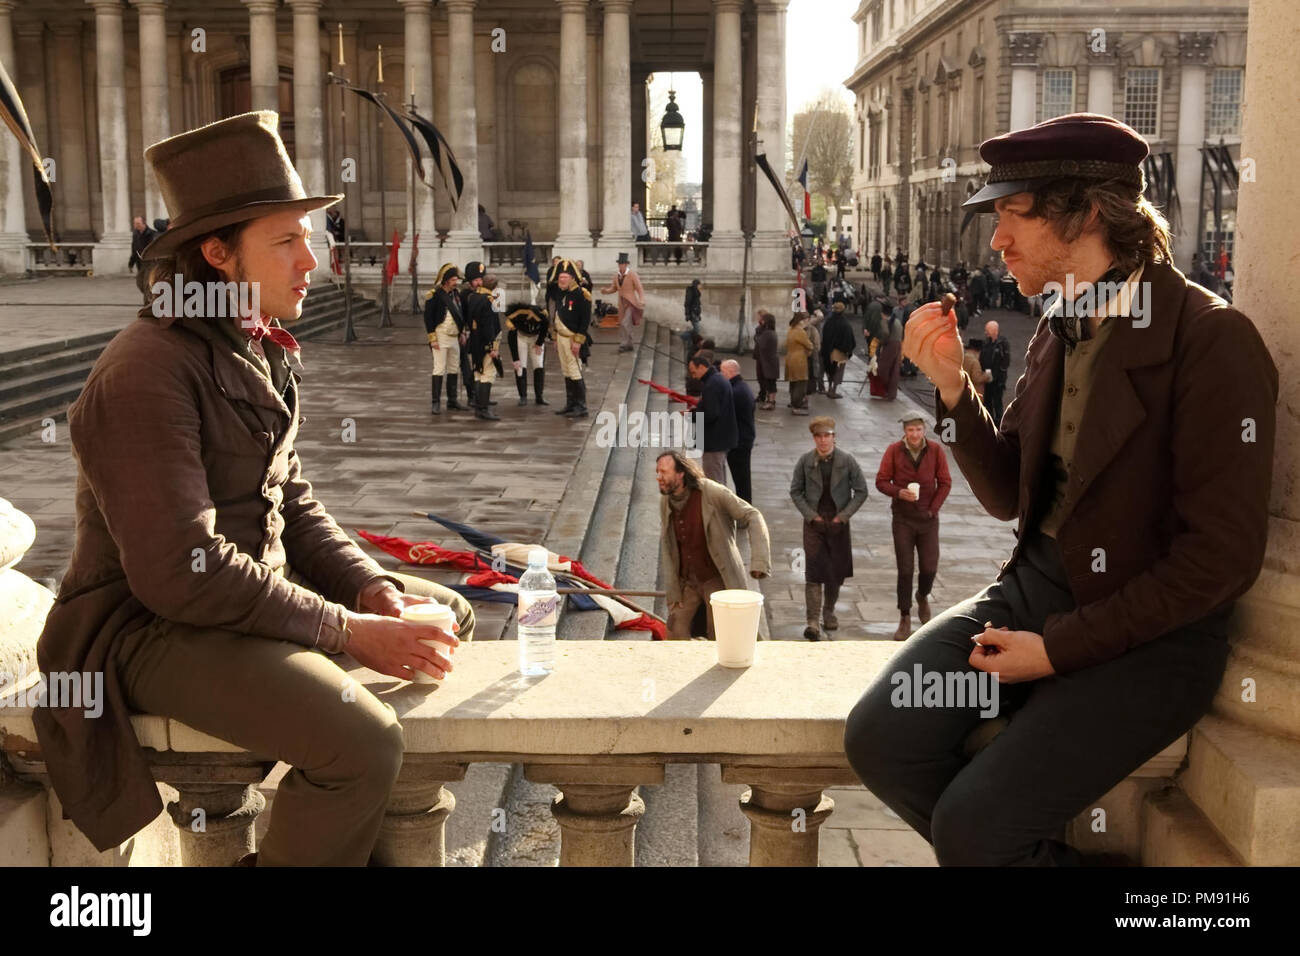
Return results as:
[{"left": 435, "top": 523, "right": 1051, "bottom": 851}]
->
[{"left": 0, "top": 274, "right": 1041, "bottom": 866}]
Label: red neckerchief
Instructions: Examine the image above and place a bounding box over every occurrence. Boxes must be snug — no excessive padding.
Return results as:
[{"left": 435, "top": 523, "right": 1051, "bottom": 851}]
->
[{"left": 242, "top": 314, "right": 302, "bottom": 365}]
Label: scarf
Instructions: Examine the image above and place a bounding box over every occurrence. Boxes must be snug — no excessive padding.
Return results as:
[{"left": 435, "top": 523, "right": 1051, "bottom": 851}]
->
[
  {"left": 1047, "top": 266, "right": 1128, "bottom": 354},
  {"left": 243, "top": 314, "right": 303, "bottom": 369}
]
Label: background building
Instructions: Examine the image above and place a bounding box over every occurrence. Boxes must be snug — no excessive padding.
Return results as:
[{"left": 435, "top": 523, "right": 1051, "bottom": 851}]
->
[{"left": 845, "top": 0, "right": 1247, "bottom": 274}]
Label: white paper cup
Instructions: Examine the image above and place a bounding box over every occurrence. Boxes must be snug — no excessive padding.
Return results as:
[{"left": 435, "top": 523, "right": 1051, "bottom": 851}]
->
[
  {"left": 402, "top": 602, "right": 457, "bottom": 684},
  {"left": 907, "top": 482, "right": 920, "bottom": 498},
  {"left": 709, "top": 589, "right": 764, "bottom": 668}
]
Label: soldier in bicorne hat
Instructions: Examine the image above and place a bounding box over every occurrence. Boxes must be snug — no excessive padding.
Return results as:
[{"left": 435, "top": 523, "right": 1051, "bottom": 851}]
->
[
  {"left": 424, "top": 262, "right": 468, "bottom": 414},
  {"left": 845, "top": 112, "right": 1279, "bottom": 866},
  {"left": 505, "top": 302, "right": 550, "bottom": 406},
  {"left": 552, "top": 258, "right": 593, "bottom": 419}
]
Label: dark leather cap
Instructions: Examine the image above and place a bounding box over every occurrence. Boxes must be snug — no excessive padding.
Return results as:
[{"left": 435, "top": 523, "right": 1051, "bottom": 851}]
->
[{"left": 963, "top": 112, "right": 1149, "bottom": 212}]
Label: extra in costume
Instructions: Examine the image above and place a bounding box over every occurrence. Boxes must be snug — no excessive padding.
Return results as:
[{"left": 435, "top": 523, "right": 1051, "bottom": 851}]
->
[
  {"left": 465, "top": 279, "right": 504, "bottom": 420},
  {"left": 505, "top": 302, "right": 550, "bottom": 406},
  {"left": 552, "top": 259, "right": 593, "bottom": 419},
  {"left": 423, "top": 262, "right": 468, "bottom": 414}
]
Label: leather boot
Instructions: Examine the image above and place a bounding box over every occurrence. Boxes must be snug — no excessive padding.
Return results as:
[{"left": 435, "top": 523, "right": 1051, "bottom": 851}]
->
[
  {"left": 566, "top": 378, "right": 588, "bottom": 418},
  {"left": 892, "top": 612, "right": 911, "bottom": 641},
  {"left": 445, "top": 374, "right": 467, "bottom": 411},
  {"left": 555, "top": 378, "right": 576, "bottom": 414},
  {"left": 803, "top": 583, "right": 823, "bottom": 641},
  {"left": 916, "top": 593, "right": 932, "bottom": 624},
  {"left": 533, "top": 369, "right": 549, "bottom": 405},
  {"left": 430, "top": 375, "right": 443, "bottom": 416},
  {"left": 515, "top": 372, "right": 529, "bottom": 406},
  {"left": 475, "top": 382, "right": 501, "bottom": 421}
]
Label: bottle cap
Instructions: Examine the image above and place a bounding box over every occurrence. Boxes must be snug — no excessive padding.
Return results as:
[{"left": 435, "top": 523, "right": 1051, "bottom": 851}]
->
[{"left": 528, "top": 548, "right": 548, "bottom": 568}]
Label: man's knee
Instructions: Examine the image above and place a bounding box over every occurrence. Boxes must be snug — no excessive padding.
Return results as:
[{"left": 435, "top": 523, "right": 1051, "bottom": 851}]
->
[{"left": 334, "top": 701, "right": 405, "bottom": 792}]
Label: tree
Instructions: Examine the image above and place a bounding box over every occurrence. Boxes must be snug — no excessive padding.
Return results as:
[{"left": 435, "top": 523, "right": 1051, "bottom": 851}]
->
[
  {"left": 788, "top": 89, "right": 854, "bottom": 225},
  {"left": 646, "top": 77, "right": 686, "bottom": 221}
]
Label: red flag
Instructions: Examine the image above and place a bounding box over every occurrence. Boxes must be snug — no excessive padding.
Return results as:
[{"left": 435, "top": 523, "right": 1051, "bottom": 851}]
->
[
  {"left": 804, "top": 189, "right": 812, "bottom": 220},
  {"left": 637, "top": 377, "right": 700, "bottom": 408},
  {"left": 382, "top": 229, "right": 402, "bottom": 286}
]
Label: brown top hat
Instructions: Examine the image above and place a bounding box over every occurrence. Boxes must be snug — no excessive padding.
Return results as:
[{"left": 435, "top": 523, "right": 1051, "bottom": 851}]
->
[{"left": 141, "top": 110, "right": 342, "bottom": 260}]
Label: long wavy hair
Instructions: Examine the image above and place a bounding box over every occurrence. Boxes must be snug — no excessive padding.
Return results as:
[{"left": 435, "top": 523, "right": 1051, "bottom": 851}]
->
[
  {"left": 143, "top": 221, "right": 251, "bottom": 313},
  {"left": 1027, "top": 177, "right": 1172, "bottom": 276}
]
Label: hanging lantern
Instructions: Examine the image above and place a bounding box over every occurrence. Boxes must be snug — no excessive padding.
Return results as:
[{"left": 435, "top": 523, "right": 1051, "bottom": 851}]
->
[{"left": 660, "top": 90, "right": 685, "bottom": 151}]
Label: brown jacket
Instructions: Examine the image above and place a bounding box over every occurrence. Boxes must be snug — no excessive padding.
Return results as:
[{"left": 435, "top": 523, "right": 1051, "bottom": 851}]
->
[
  {"left": 600, "top": 267, "right": 645, "bottom": 318},
  {"left": 962, "top": 350, "right": 992, "bottom": 397},
  {"left": 33, "top": 308, "right": 392, "bottom": 851},
  {"left": 934, "top": 259, "right": 1277, "bottom": 674},
  {"left": 785, "top": 326, "right": 814, "bottom": 382}
]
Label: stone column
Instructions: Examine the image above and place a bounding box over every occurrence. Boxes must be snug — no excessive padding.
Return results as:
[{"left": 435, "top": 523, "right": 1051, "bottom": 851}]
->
[
  {"left": 711, "top": 0, "right": 745, "bottom": 272},
  {"left": 0, "top": 0, "right": 27, "bottom": 273},
  {"left": 474, "top": 31, "right": 497, "bottom": 225},
  {"left": 525, "top": 764, "right": 661, "bottom": 866},
  {"left": 372, "top": 759, "right": 466, "bottom": 866},
  {"left": 87, "top": 0, "right": 133, "bottom": 273},
  {"left": 130, "top": 1, "right": 171, "bottom": 225},
  {"left": 598, "top": 0, "right": 633, "bottom": 267},
  {"left": 752, "top": 0, "right": 789, "bottom": 270},
  {"left": 286, "top": 0, "right": 330, "bottom": 275},
  {"left": 701, "top": 70, "right": 713, "bottom": 227},
  {"left": 1174, "top": 32, "right": 1212, "bottom": 270},
  {"left": 441, "top": 0, "right": 482, "bottom": 263},
  {"left": 1175, "top": 0, "right": 1300, "bottom": 866},
  {"left": 554, "top": 0, "right": 591, "bottom": 257},
  {"left": 244, "top": 0, "right": 280, "bottom": 113},
  {"left": 400, "top": 0, "right": 437, "bottom": 270},
  {"left": 1007, "top": 32, "right": 1042, "bottom": 132}
]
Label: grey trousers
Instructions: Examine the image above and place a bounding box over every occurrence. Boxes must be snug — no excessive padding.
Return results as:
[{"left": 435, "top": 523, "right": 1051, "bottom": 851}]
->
[
  {"left": 844, "top": 526, "right": 1231, "bottom": 866},
  {"left": 113, "top": 568, "right": 475, "bottom": 866},
  {"left": 701, "top": 450, "right": 728, "bottom": 484}
]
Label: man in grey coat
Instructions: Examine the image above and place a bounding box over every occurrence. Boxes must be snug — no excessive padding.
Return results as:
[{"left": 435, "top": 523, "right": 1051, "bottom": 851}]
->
[{"left": 657, "top": 451, "right": 771, "bottom": 640}]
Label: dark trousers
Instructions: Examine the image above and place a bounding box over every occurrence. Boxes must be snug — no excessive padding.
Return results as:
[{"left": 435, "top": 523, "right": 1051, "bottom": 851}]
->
[
  {"left": 984, "top": 382, "right": 1006, "bottom": 425},
  {"left": 758, "top": 376, "right": 778, "bottom": 403},
  {"left": 727, "top": 445, "right": 753, "bottom": 502},
  {"left": 892, "top": 511, "right": 939, "bottom": 611},
  {"left": 789, "top": 380, "right": 808, "bottom": 408},
  {"left": 844, "top": 527, "right": 1231, "bottom": 866}
]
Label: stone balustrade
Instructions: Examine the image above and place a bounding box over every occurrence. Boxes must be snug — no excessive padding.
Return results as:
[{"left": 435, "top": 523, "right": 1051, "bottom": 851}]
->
[{"left": 26, "top": 243, "right": 95, "bottom": 274}]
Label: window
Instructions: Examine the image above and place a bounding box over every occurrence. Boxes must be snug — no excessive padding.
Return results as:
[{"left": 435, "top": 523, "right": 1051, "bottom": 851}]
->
[
  {"left": 1124, "top": 68, "right": 1160, "bottom": 136},
  {"left": 508, "top": 61, "right": 558, "bottom": 190},
  {"left": 973, "top": 75, "right": 984, "bottom": 141},
  {"left": 869, "top": 117, "right": 881, "bottom": 175},
  {"left": 1208, "top": 68, "right": 1243, "bottom": 138},
  {"left": 921, "top": 92, "right": 930, "bottom": 157},
  {"left": 1039, "top": 69, "right": 1075, "bottom": 122},
  {"left": 1202, "top": 210, "right": 1236, "bottom": 265},
  {"left": 872, "top": 5, "right": 883, "bottom": 43}
]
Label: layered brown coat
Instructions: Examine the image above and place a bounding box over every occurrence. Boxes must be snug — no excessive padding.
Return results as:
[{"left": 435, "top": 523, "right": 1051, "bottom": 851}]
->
[
  {"left": 33, "top": 309, "right": 391, "bottom": 851},
  {"left": 934, "top": 260, "right": 1278, "bottom": 673}
]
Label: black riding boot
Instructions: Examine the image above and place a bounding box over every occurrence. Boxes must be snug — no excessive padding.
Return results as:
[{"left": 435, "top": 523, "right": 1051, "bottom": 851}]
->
[
  {"left": 515, "top": 372, "right": 529, "bottom": 406},
  {"left": 555, "top": 378, "right": 576, "bottom": 414},
  {"left": 566, "top": 378, "right": 588, "bottom": 418},
  {"left": 430, "top": 375, "right": 442, "bottom": 415},
  {"left": 475, "top": 382, "right": 501, "bottom": 421},
  {"left": 533, "top": 369, "right": 549, "bottom": 405},
  {"left": 445, "top": 374, "right": 467, "bottom": 410}
]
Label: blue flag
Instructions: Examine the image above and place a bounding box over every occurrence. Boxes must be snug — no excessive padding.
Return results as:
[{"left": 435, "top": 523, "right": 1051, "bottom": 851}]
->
[{"left": 522, "top": 231, "right": 540, "bottom": 285}]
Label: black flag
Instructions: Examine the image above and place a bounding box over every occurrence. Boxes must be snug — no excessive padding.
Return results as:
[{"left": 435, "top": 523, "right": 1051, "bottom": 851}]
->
[
  {"left": 0, "top": 56, "right": 55, "bottom": 249},
  {"left": 404, "top": 109, "right": 465, "bottom": 211},
  {"left": 754, "top": 152, "right": 801, "bottom": 233}
]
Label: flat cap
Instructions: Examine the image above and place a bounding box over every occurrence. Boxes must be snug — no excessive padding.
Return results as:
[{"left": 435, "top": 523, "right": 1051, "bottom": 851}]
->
[{"left": 963, "top": 112, "right": 1149, "bottom": 212}]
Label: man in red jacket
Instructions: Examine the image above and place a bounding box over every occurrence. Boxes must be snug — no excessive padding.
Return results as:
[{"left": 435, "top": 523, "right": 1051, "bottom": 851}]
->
[{"left": 876, "top": 414, "right": 952, "bottom": 640}]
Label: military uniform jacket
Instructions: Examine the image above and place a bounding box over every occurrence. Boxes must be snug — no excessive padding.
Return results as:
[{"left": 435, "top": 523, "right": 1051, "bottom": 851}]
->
[
  {"left": 423, "top": 287, "right": 465, "bottom": 337},
  {"left": 465, "top": 287, "right": 501, "bottom": 373},
  {"left": 506, "top": 307, "right": 549, "bottom": 360},
  {"left": 554, "top": 285, "right": 593, "bottom": 343}
]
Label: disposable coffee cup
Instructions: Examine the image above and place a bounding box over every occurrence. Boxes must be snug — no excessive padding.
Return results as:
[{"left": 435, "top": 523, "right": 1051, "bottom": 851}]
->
[
  {"left": 401, "top": 601, "right": 457, "bottom": 684},
  {"left": 907, "top": 482, "right": 920, "bottom": 498},
  {"left": 709, "top": 589, "right": 764, "bottom": 668}
]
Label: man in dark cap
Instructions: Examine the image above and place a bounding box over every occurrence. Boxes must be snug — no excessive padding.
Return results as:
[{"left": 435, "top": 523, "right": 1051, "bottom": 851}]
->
[
  {"left": 552, "top": 259, "right": 592, "bottom": 418},
  {"left": 845, "top": 113, "right": 1279, "bottom": 866},
  {"left": 424, "top": 262, "right": 468, "bottom": 415}
]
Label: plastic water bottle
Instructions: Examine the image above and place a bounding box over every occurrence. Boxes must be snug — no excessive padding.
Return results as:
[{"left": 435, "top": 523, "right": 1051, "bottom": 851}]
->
[{"left": 517, "top": 548, "right": 558, "bottom": 675}]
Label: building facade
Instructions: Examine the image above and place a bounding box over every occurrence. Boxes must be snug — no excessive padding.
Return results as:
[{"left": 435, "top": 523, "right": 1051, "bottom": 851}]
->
[
  {"left": 0, "top": 0, "right": 797, "bottom": 309},
  {"left": 845, "top": 0, "right": 1248, "bottom": 275}
]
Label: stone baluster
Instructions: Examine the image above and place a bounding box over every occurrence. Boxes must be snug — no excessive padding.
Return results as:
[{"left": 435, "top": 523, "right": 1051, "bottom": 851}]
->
[
  {"left": 156, "top": 755, "right": 274, "bottom": 866},
  {"left": 527, "top": 763, "right": 661, "bottom": 866},
  {"left": 725, "top": 766, "right": 838, "bottom": 866},
  {"left": 372, "top": 757, "right": 467, "bottom": 866}
]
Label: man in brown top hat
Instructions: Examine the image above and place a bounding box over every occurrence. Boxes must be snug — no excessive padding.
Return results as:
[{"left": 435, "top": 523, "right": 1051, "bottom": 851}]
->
[
  {"left": 32, "top": 111, "right": 476, "bottom": 865},
  {"left": 845, "top": 113, "right": 1278, "bottom": 865}
]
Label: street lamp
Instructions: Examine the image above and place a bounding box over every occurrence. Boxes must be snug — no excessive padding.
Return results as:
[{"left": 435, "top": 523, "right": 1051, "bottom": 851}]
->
[
  {"left": 800, "top": 222, "right": 816, "bottom": 260},
  {"left": 658, "top": 0, "right": 685, "bottom": 151}
]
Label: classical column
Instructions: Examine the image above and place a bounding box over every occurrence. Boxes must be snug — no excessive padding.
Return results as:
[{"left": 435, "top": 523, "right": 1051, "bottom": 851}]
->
[
  {"left": 87, "top": 0, "right": 133, "bottom": 273},
  {"left": 599, "top": 0, "right": 633, "bottom": 262},
  {"left": 474, "top": 31, "right": 498, "bottom": 226},
  {"left": 554, "top": 0, "right": 591, "bottom": 256},
  {"left": 131, "top": 0, "right": 172, "bottom": 226},
  {"left": 244, "top": 0, "right": 280, "bottom": 112},
  {"left": 1175, "top": 0, "right": 1300, "bottom": 866},
  {"left": 441, "top": 0, "right": 482, "bottom": 261},
  {"left": 0, "top": 0, "right": 27, "bottom": 273},
  {"left": 286, "top": 0, "right": 330, "bottom": 275},
  {"left": 752, "top": 0, "right": 790, "bottom": 265},
  {"left": 701, "top": 70, "right": 713, "bottom": 227},
  {"left": 1007, "top": 32, "right": 1042, "bottom": 132},
  {"left": 400, "top": 0, "right": 436, "bottom": 268},
  {"left": 1085, "top": 36, "right": 1117, "bottom": 115},
  {"left": 710, "top": 0, "right": 744, "bottom": 270},
  {"left": 1174, "top": 33, "right": 1213, "bottom": 270}
]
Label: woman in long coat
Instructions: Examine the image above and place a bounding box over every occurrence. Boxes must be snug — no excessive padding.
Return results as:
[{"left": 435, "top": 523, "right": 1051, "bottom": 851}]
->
[
  {"left": 820, "top": 302, "right": 858, "bottom": 399},
  {"left": 753, "top": 312, "right": 780, "bottom": 410},
  {"left": 785, "top": 313, "right": 814, "bottom": 416}
]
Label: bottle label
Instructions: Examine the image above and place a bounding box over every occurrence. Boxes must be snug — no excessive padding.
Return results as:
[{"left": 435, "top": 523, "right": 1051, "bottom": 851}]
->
[{"left": 519, "top": 593, "right": 559, "bottom": 627}]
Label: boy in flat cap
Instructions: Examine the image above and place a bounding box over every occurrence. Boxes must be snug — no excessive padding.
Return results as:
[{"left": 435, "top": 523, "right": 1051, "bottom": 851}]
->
[
  {"left": 34, "top": 112, "right": 475, "bottom": 865},
  {"left": 845, "top": 113, "right": 1278, "bottom": 865}
]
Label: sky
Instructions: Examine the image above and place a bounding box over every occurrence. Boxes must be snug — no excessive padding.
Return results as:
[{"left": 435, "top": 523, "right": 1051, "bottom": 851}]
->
[{"left": 646, "top": 0, "right": 860, "bottom": 183}]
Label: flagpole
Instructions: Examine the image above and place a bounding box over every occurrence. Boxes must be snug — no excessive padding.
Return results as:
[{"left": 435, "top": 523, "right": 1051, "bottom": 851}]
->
[
  {"left": 408, "top": 90, "right": 420, "bottom": 313},
  {"left": 326, "top": 31, "right": 356, "bottom": 345},
  {"left": 376, "top": 51, "right": 392, "bottom": 329}
]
